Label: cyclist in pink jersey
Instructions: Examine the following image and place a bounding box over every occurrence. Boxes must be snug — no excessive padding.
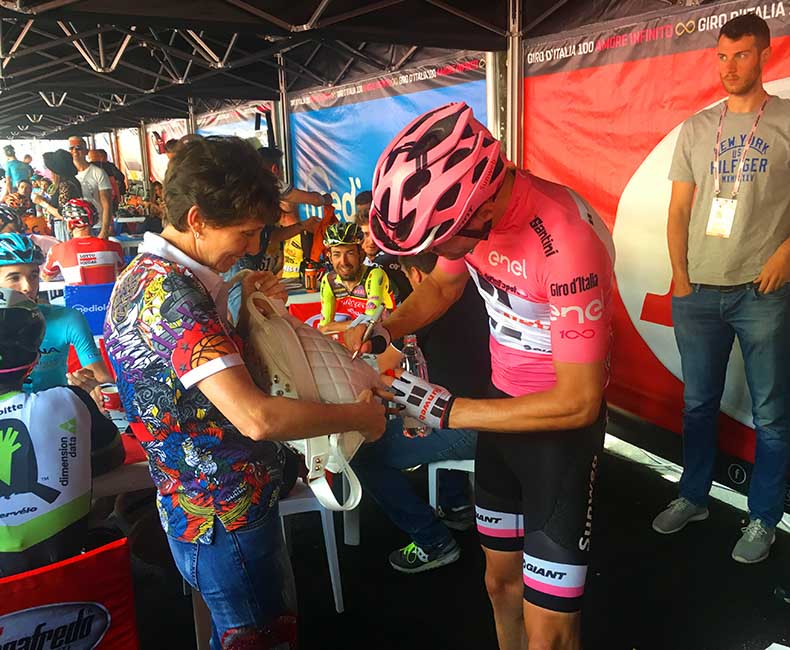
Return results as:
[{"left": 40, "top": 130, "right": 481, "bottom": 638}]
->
[{"left": 346, "top": 102, "right": 615, "bottom": 650}]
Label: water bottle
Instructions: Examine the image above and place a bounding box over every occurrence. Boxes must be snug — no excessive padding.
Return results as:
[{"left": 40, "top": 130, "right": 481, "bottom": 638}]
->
[{"left": 401, "top": 334, "right": 431, "bottom": 438}]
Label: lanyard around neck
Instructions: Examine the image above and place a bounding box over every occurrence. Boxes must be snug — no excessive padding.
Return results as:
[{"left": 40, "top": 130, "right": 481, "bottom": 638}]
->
[{"left": 713, "top": 97, "right": 769, "bottom": 198}]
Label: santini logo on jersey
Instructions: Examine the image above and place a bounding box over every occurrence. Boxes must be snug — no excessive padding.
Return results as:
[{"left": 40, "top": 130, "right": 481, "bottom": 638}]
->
[
  {"left": 529, "top": 216, "right": 560, "bottom": 257},
  {"left": 549, "top": 298, "right": 604, "bottom": 324},
  {"left": 550, "top": 273, "right": 599, "bottom": 297}
]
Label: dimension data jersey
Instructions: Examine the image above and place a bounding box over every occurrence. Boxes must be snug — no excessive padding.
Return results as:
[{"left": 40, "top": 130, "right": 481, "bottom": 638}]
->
[
  {"left": 437, "top": 171, "right": 615, "bottom": 397},
  {"left": 0, "top": 389, "right": 91, "bottom": 559}
]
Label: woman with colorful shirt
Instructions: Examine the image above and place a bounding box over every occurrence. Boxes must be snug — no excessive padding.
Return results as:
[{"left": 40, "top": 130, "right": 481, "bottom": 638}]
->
[{"left": 103, "top": 136, "right": 385, "bottom": 649}]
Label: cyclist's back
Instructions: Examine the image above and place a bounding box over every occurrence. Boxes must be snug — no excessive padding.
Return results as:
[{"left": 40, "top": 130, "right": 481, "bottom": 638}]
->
[{"left": 43, "top": 236, "right": 124, "bottom": 285}]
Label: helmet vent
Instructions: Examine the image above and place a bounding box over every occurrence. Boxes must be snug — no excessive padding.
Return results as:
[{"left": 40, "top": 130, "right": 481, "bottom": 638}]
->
[
  {"left": 471, "top": 158, "right": 488, "bottom": 184},
  {"left": 436, "top": 183, "right": 461, "bottom": 212},
  {"left": 403, "top": 169, "right": 431, "bottom": 201},
  {"left": 395, "top": 209, "right": 416, "bottom": 241},
  {"left": 444, "top": 148, "right": 472, "bottom": 172}
]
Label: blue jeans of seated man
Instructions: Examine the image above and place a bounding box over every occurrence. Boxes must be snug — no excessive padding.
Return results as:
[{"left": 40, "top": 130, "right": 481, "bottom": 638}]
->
[
  {"left": 167, "top": 508, "right": 297, "bottom": 649},
  {"left": 351, "top": 417, "right": 477, "bottom": 550},
  {"left": 672, "top": 283, "right": 790, "bottom": 527}
]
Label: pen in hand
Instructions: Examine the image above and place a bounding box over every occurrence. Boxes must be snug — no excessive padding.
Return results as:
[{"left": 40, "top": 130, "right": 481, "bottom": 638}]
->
[{"left": 351, "top": 304, "right": 385, "bottom": 361}]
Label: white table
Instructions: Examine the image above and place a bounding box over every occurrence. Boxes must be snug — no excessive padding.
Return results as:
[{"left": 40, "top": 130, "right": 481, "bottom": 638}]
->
[
  {"left": 115, "top": 215, "right": 146, "bottom": 223},
  {"left": 114, "top": 237, "right": 144, "bottom": 256}
]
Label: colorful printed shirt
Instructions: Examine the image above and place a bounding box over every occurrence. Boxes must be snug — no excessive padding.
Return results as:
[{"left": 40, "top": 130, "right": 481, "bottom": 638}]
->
[
  {"left": 437, "top": 171, "right": 615, "bottom": 397},
  {"left": 319, "top": 265, "right": 394, "bottom": 327},
  {"left": 104, "top": 232, "right": 282, "bottom": 544}
]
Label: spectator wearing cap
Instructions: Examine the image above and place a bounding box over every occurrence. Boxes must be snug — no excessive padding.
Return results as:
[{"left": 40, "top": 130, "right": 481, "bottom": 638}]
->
[
  {"left": 68, "top": 136, "right": 113, "bottom": 239},
  {"left": 42, "top": 198, "right": 123, "bottom": 285},
  {"left": 4, "top": 144, "right": 33, "bottom": 195}
]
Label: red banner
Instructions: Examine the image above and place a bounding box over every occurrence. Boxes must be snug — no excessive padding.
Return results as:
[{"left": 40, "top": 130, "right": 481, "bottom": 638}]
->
[
  {"left": 0, "top": 538, "right": 139, "bottom": 648},
  {"left": 524, "top": 0, "right": 790, "bottom": 465}
]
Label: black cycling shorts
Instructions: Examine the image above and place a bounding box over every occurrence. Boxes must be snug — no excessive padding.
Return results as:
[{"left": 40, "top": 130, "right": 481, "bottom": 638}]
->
[{"left": 474, "top": 388, "right": 606, "bottom": 613}]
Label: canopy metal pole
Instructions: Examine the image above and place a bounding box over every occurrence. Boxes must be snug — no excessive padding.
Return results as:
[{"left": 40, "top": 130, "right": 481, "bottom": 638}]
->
[
  {"left": 275, "top": 53, "right": 293, "bottom": 190},
  {"left": 485, "top": 51, "right": 506, "bottom": 144},
  {"left": 187, "top": 97, "right": 197, "bottom": 134},
  {"left": 138, "top": 119, "right": 151, "bottom": 197},
  {"left": 506, "top": 0, "right": 524, "bottom": 166}
]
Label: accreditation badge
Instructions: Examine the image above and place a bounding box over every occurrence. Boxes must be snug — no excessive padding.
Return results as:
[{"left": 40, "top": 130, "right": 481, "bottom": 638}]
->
[{"left": 706, "top": 197, "right": 737, "bottom": 238}]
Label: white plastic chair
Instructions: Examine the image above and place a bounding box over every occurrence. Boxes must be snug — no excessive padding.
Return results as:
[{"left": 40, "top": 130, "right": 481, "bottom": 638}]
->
[
  {"left": 279, "top": 480, "right": 344, "bottom": 613},
  {"left": 428, "top": 459, "right": 475, "bottom": 511}
]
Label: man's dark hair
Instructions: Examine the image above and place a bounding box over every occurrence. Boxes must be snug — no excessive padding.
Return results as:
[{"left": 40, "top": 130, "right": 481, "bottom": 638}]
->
[
  {"left": 3, "top": 145, "right": 15, "bottom": 157},
  {"left": 398, "top": 252, "right": 437, "bottom": 275},
  {"left": 719, "top": 14, "right": 771, "bottom": 50},
  {"left": 258, "top": 146, "right": 283, "bottom": 170},
  {"left": 355, "top": 190, "right": 372, "bottom": 206},
  {"left": 164, "top": 136, "right": 280, "bottom": 231},
  {"left": 165, "top": 139, "right": 179, "bottom": 153}
]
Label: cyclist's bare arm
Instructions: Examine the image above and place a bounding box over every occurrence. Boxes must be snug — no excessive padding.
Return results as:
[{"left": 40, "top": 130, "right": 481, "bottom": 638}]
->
[
  {"left": 447, "top": 360, "right": 605, "bottom": 432},
  {"left": 345, "top": 264, "right": 469, "bottom": 354}
]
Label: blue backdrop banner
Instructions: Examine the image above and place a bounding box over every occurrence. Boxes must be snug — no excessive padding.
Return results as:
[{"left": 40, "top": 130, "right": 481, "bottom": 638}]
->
[{"left": 290, "top": 55, "right": 487, "bottom": 221}]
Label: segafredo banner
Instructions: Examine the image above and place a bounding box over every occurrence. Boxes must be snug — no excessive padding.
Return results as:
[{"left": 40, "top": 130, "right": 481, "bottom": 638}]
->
[
  {"left": 0, "top": 539, "right": 138, "bottom": 648},
  {"left": 290, "top": 53, "right": 487, "bottom": 222},
  {"left": 523, "top": 0, "right": 790, "bottom": 468}
]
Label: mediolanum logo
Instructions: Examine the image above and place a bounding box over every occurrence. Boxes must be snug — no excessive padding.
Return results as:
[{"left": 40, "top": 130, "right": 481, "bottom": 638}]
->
[
  {"left": 72, "top": 304, "right": 106, "bottom": 314},
  {"left": 0, "top": 602, "right": 110, "bottom": 649}
]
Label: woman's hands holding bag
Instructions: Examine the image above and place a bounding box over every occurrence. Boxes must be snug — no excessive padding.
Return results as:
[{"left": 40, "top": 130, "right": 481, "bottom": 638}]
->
[
  {"left": 355, "top": 389, "right": 387, "bottom": 442},
  {"left": 236, "top": 270, "right": 288, "bottom": 336}
]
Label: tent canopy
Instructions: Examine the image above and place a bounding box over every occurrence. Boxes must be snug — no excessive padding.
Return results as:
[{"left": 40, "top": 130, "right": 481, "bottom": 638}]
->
[{"left": 0, "top": 0, "right": 687, "bottom": 139}]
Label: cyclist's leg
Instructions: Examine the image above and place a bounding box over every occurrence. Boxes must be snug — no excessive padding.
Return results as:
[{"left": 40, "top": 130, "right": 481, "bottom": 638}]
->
[
  {"left": 520, "top": 409, "right": 605, "bottom": 650},
  {"left": 476, "top": 431, "right": 526, "bottom": 650}
]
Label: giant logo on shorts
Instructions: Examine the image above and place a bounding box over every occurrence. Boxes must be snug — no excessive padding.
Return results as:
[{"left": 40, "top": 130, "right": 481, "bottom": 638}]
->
[
  {"left": 612, "top": 77, "right": 790, "bottom": 428},
  {"left": 0, "top": 602, "right": 110, "bottom": 649}
]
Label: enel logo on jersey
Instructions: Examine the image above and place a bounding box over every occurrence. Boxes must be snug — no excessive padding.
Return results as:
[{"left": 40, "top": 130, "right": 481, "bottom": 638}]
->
[
  {"left": 487, "top": 250, "right": 528, "bottom": 279},
  {"left": 549, "top": 298, "right": 604, "bottom": 324}
]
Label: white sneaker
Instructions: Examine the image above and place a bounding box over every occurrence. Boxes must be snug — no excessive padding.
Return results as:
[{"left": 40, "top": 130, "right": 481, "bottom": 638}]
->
[
  {"left": 652, "top": 497, "right": 709, "bottom": 534},
  {"left": 732, "top": 519, "right": 775, "bottom": 564}
]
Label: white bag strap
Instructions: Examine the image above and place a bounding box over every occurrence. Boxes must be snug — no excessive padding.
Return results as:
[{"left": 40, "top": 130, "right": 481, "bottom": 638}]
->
[{"left": 245, "top": 291, "right": 362, "bottom": 511}]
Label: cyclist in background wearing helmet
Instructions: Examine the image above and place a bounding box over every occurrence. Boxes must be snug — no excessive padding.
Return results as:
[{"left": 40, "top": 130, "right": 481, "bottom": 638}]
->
[
  {"left": 42, "top": 199, "right": 124, "bottom": 285},
  {"left": 0, "top": 205, "right": 21, "bottom": 234},
  {"left": 346, "top": 103, "right": 615, "bottom": 650},
  {"left": 0, "top": 233, "right": 114, "bottom": 394},
  {"left": 0, "top": 288, "right": 122, "bottom": 578},
  {"left": 318, "top": 221, "right": 394, "bottom": 332}
]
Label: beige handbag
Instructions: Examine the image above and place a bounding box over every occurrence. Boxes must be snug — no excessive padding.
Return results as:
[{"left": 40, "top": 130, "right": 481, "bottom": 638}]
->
[{"left": 241, "top": 291, "right": 382, "bottom": 511}]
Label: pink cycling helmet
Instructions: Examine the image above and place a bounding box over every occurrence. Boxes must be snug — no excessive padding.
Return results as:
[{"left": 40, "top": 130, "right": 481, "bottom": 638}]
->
[{"left": 370, "top": 102, "right": 507, "bottom": 255}]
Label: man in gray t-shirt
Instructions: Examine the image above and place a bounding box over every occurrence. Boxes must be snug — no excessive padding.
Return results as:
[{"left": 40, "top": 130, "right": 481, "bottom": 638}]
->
[{"left": 653, "top": 14, "right": 790, "bottom": 565}]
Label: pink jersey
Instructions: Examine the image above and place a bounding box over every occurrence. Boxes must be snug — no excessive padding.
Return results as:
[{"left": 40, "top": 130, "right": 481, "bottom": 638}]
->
[{"left": 437, "top": 171, "right": 615, "bottom": 397}]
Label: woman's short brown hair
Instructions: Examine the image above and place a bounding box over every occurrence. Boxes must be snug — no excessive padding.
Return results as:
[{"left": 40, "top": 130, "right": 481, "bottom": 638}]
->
[{"left": 163, "top": 136, "right": 279, "bottom": 231}]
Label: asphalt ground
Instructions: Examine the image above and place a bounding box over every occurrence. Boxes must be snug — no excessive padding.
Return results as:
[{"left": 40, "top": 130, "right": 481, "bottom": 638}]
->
[{"left": 133, "top": 447, "right": 790, "bottom": 650}]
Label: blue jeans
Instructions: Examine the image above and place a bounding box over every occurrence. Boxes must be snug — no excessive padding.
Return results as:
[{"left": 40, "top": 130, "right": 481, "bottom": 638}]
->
[
  {"left": 672, "top": 283, "right": 790, "bottom": 527},
  {"left": 167, "top": 509, "right": 297, "bottom": 649},
  {"left": 351, "top": 417, "right": 477, "bottom": 549}
]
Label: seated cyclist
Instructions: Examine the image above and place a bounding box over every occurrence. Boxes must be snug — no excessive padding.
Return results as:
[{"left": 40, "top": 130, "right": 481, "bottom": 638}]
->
[
  {"left": 347, "top": 103, "right": 615, "bottom": 650},
  {"left": 0, "top": 234, "right": 114, "bottom": 394},
  {"left": 352, "top": 252, "right": 491, "bottom": 573},
  {"left": 318, "top": 222, "right": 394, "bottom": 333},
  {"left": 0, "top": 288, "right": 123, "bottom": 578},
  {"left": 42, "top": 199, "right": 124, "bottom": 285}
]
